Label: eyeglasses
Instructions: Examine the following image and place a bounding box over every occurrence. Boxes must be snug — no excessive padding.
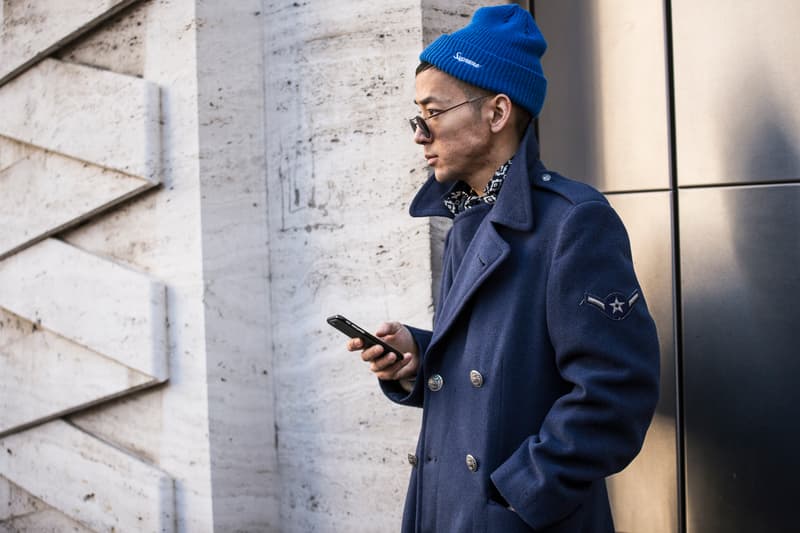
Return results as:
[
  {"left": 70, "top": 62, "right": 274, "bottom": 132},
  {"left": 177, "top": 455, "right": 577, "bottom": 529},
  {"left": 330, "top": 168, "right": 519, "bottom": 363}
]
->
[{"left": 409, "top": 95, "right": 489, "bottom": 138}]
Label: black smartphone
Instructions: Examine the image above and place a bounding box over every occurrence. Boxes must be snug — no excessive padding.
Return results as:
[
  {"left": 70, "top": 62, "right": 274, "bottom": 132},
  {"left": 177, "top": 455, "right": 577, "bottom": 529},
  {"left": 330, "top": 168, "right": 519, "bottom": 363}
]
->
[{"left": 327, "top": 314, "right": 403, "bottom": 362}]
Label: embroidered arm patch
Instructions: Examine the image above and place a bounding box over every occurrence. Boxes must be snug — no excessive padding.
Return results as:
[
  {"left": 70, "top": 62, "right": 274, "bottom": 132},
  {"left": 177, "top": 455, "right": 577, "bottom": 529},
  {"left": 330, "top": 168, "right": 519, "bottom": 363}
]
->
[{"left": 581, "top": 290, "right": 641, "bottom": 321}]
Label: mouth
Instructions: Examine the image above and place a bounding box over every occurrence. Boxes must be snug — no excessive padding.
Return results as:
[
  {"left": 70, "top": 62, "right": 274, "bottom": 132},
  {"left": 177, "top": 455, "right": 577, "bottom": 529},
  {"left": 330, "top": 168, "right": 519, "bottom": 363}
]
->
[{"left": 424, "top": 154, "right": 438, "bottom": 166}]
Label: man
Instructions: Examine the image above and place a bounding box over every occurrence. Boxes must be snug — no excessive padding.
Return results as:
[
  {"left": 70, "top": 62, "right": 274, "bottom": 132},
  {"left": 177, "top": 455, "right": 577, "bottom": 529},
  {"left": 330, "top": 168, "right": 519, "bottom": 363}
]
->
[{"left": 346, "top": 5, "right": 659, "bottom": 532}]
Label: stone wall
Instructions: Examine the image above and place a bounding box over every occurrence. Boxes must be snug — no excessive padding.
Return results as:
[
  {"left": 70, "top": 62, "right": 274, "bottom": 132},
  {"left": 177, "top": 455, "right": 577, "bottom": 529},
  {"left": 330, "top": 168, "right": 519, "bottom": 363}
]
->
[
  {"left": 263, "top": 1, "right": 508, "bottom": 530},
  {"left": 0, "top": 0, "right": 245, "bottom": 530},
  {"left": 0, "top": 0, "right": 514, "bottom": 531}
]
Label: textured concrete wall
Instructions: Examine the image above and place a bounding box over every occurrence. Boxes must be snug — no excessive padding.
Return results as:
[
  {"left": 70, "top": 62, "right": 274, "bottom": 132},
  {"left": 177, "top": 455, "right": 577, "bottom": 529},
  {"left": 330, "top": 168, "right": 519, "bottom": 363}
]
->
[
  {"left": 263, "top": 1, "right": 510, "bottom": 531},
  {"left": 195, "top": 1, "right": 281, "bottom": 531},
  {"left": 263, "top": 1, "right": 428, "bottom": 529},
  {"left": 0, "top": 1, "right": 513, "bottom": 531}
]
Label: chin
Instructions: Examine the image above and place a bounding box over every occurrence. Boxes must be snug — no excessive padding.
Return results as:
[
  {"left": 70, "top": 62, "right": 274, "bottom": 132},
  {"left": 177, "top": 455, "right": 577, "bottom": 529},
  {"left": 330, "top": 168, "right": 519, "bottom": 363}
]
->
[{"left": 433, "top": 171, "right": 455, "bottom": 184}]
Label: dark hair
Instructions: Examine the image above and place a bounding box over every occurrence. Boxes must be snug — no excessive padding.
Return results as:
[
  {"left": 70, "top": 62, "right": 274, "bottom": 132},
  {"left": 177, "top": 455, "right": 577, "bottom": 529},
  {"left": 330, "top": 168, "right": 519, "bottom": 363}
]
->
[
  {"left": 415, "top": 61, "right": 531, "bottom": 139},
  {"left": 416, "top": 61, "right": 435, "bottom": 76}
]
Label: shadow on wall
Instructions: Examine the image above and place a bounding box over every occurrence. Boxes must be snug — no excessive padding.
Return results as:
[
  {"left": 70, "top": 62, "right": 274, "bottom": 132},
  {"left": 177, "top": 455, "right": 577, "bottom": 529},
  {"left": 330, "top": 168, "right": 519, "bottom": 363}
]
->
[
  {"left": 682, "top": 68, "right": 800, "bottom": 533},
  {"left": 536, "top": 0, "right": 602, "bottom": 185}
]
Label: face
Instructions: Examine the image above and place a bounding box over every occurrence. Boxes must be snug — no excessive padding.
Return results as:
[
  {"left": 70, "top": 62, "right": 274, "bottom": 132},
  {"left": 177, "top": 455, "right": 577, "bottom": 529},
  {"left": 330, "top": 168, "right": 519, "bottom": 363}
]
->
[{"left": 413, "top": 68, "right": 493, "bottom": 188}]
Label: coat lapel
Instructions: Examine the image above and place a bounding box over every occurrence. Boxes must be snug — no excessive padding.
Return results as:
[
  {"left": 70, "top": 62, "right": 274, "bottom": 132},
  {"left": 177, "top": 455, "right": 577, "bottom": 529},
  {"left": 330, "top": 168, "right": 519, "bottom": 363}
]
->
[
  {"left": 410, "top": 126, "right": 543, "bottom": 353},
  {"left": 428, "top": 222, "right": 510, "bottom": 350}
]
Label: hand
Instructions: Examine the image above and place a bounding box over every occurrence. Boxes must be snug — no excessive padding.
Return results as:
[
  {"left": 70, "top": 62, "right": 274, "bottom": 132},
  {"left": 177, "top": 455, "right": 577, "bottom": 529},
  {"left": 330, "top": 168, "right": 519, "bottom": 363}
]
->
[{"left": 346, "top": 321, "right": 419, "bottom": 382}]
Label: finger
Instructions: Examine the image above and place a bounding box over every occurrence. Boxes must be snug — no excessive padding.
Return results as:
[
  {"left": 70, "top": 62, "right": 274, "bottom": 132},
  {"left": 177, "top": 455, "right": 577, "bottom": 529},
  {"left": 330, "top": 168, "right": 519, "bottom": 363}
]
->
[
  {"left": 369, "top": 351, "right": 401, "bottom": 372},
  {"left": 375, "top": 352, "right": 414, "bottom": 380},
  {"left": 347, "top": 337, "right": 364, "bottom": 351},
  {"left": 391, "top": 353, "right": 416, "bottom": 378},
  {"left": 360, "top": 344, "right": 386, "bottom": 362},
  {"left": 374, "top": 321, "right": 400, "bottom": 337}
]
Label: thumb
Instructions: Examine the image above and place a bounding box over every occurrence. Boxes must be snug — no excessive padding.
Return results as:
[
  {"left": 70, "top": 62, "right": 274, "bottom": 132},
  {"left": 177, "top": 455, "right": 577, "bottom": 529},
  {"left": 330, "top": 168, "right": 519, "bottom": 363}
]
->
[{"left": 375, "top": 321, "right": 400, "bottom": 337}]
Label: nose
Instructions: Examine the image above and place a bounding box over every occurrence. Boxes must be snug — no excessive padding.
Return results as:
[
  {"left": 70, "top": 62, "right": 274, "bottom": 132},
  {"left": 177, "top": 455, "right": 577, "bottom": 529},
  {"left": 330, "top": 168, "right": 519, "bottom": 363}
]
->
[{"left": 413, "top": 125, "right": 430, "bottom": 145}]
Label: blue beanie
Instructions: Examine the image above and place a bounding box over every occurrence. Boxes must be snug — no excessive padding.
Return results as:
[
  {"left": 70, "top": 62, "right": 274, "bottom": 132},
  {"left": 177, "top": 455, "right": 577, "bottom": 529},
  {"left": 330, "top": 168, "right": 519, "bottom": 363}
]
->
[{"left": 420, "top": 4, "right": 548, "bottom": 117}]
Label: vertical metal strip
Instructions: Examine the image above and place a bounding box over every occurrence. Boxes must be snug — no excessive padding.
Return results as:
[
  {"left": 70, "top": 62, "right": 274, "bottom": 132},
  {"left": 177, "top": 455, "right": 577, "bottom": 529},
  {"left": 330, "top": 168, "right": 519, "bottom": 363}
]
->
[
  {"left": 529, "top": 1, "right": 540, "bottom": 142},
  {"left": 514, "top": 0, "right": 532, "bottom": 12},
  {"left": 662, "top": 1, "right": 686, "bottom": 532}
]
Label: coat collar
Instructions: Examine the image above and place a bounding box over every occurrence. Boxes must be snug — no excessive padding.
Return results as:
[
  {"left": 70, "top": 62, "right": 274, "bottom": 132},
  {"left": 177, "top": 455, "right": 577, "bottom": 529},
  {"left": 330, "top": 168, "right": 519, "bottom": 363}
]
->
[
  {"left": 409, "top": 125, "right": 544, "bottom": 354},
  {"left": 408, "top": 124, "right": 541, "bottom": 232}
]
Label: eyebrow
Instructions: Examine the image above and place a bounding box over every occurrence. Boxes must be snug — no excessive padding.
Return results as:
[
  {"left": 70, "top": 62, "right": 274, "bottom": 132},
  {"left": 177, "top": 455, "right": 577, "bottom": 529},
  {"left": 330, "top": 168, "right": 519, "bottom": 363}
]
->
[{"left": 413, "top": 96, "right": 445, "bottom": 106}]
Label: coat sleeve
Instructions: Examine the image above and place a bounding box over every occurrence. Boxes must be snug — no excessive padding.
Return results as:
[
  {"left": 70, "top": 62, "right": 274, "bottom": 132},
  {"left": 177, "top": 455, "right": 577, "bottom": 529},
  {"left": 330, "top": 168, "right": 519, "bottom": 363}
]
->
[
  {"left": 379, "top": 325, "right": 432, "bottom": 407},
  {"left": 490, "top": 200, "right": 660, "bottom": 530}
]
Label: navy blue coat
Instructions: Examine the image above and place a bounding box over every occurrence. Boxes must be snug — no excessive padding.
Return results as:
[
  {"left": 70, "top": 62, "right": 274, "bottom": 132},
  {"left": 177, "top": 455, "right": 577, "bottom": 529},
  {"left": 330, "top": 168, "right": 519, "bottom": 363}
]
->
[{"left": 381, "top": 128, "right": 660, "bottom": 532}]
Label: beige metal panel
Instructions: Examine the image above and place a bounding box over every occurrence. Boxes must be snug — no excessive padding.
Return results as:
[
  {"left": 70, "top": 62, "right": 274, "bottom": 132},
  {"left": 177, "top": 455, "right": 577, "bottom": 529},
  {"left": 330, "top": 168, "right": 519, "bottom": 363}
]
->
[
  {"left": 536, "top": 1, "right": 671, "bottom": 192},
  {"left": 680, "top": 184, "right": 800, "bottom": 532},
  {"left": 673, "top": 1, "right": 800, "bottom": 185},
  {"left": 606, "top": 191, "right": 678, "bottom": 533}
]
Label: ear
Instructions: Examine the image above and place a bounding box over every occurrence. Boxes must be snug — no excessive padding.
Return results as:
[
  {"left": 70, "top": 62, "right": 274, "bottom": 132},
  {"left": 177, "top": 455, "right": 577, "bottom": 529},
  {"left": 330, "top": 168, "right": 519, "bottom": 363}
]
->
[{"left": 487, "top": 94, "right": 513, "bottom": 134}]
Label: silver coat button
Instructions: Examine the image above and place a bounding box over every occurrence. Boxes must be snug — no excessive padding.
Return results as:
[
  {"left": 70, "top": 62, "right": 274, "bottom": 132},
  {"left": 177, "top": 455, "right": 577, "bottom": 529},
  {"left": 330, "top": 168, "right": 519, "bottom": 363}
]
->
[
  {"left": 466, "top": 454, "right": 478, "bottom": 472},
  {"left": 469, "top": 370, "right": 484, "bottom": 388},
  {"left": 427, "top": 374, "right": 443, "bottom": 392},
  {"left": 542, "top": 173, "right": 552, "bottom": 181},
  {"left": 408, "top": 453, "right": 418, "bottom": 467}
]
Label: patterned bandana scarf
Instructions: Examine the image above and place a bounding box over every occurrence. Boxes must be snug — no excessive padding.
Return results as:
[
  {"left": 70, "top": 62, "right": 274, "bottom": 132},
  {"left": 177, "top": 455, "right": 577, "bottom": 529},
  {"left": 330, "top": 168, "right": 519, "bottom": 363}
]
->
[{"left": 443, "top": 159, "right": 512, "bottom": 216}]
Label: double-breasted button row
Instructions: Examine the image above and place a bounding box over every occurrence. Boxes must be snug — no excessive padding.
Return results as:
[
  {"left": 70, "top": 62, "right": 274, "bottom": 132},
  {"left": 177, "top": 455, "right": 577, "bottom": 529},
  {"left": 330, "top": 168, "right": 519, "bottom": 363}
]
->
[
  {"left": 427, "top": 374, "right": 443, "bottom": 391},
  {"left": 427, "top": 371, "right": 484, "bottom": 391},
  {"left": 469, "top": 370, "right": 484, "bottom": 388},
  {"left": 412, "top": 452, "right": 477, "bottom": 471}
]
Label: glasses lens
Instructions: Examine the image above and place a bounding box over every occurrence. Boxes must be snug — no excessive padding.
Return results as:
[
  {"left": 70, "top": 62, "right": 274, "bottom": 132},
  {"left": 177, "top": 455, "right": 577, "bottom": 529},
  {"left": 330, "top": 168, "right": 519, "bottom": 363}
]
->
[{"left": 410, "top": 116, "right": 430, "bottom": 138}]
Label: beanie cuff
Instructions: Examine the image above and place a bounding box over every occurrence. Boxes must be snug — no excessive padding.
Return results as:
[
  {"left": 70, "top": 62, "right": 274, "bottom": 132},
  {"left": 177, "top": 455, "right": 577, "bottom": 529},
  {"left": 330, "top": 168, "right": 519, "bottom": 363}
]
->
[{"left": 421, "top": 35, "right": 547, "bottom": 117}]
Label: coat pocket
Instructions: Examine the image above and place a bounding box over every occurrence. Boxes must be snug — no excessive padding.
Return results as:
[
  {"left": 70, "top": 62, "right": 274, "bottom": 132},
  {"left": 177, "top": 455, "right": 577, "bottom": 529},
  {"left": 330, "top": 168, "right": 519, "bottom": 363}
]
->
[
  {"left": 486, "top": 500, "right": 533, "bottom": 533},
  {"left": 485, "top": 500, "right": 589, "bottom": 533},
  {"left": 536, "top": 504, "right": 586, "bottom": 533}
]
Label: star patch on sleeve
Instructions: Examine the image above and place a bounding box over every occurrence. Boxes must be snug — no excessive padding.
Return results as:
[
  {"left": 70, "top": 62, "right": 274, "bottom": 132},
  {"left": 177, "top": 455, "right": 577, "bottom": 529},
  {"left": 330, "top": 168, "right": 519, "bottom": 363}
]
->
[{"left": 581, "top": 289, "right": 641, "bottom": 321}]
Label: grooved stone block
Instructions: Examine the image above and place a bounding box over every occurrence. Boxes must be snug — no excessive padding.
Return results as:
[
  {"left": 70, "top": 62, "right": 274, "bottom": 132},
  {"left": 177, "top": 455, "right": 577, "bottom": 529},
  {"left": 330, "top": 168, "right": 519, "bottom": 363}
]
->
[
  {"left": 0, "top": 478, "right": 94, "bottom": 532},
  {"left": 0, "top": 239, "right": 168, "bottom": 380},
  {"left": 0, "top": 58, "right": 160, "bottom": 180},
  {"left": 0, "top": 328, "right": 155, "bottom": 436},
  {"left": 0, "top": 150, "right": 155, "bottom": 260},
  {"left": 0, "top": 420, "right": 174, "bottom": 533},
  {"left": 0, "top": 0, "right": 140, "bottom": 85},
  {"left": 0, "top": 508, "right": 94, "bottom": 533},
  {"left": 0, "top": 136, "right": 34, "bottom": 173}
]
